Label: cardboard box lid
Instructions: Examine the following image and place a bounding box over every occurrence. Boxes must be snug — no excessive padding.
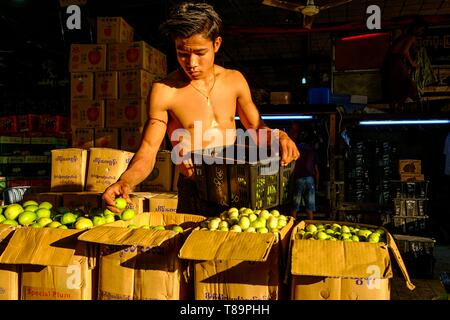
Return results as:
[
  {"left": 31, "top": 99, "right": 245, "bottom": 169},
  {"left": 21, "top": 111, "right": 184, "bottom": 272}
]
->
[
  {"left": 78, "top": 212, "right": 205, "bottom": 247},
  {"left": 0, "top": 227, "right": 84, "bottom": 267},
  {"left": 78, "top": 226, "right": 177, "bottom": 247},
  {"left": 290, "top": 220, "right": 415, "bottom": 290},
  {"left": 178, "top": 230, "right": 276, "bottom": 262}
]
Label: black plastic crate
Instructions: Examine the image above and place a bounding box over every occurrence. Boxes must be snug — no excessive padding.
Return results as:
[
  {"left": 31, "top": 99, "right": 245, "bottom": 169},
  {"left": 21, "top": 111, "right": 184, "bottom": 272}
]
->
[
  {"left": 191, "top": 144, "right": 281, "bottom": 209},
  {"left": 229, "top": 161, "right": 279, "bottom": 209},
  {"left": 279, "top": 160, "right": 296, "bottom": 205},
  {"left": 393, "top": 234, "right": 436, "bottom": 279},
  {"left": 390, "top": 215, "right": 430, "bottom": 234},
  {"left": 390, "top": 180, "right": 429, "bottom": 199},
  {"left": 393, "top": 198, "right": 427, "bottom": 216}
]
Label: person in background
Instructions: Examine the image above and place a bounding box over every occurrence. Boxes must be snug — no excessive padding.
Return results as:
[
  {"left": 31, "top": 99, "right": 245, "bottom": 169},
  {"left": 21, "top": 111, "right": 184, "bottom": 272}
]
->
[
  {"left": 290, "top": 123, "right": 319, "bottom": 220},
  {"left": 101, "top": 2, "right": 299, "bottom": 215},
  {"left": 381, "top": 17, "right": 429, "bottom": 111}
]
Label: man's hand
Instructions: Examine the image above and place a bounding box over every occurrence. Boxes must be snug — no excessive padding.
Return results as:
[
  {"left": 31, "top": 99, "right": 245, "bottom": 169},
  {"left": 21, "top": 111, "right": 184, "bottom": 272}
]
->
[
  {"left": 102, "top": 180, "right": 133, "bottom": 213},
  {"left": 278, "top": 130, "right": 300, "bottom": 166}
]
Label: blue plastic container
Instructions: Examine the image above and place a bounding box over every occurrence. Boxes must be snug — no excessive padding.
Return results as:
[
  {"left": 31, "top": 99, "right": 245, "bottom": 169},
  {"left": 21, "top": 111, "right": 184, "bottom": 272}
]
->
[{"left": 307, "top": 87, "right": 332, "bottom": 104}]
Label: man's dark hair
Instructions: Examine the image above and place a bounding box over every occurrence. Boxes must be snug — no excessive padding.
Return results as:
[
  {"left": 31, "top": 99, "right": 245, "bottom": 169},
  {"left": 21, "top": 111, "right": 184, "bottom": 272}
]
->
[{"left": 159, "top": 2, "right": 222, "bottom": 41}]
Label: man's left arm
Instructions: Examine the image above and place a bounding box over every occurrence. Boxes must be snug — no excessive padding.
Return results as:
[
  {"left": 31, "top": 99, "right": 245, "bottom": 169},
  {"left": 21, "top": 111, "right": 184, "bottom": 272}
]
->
[{"left": 234, "top": 70, "right": 299, "bottom": 165}]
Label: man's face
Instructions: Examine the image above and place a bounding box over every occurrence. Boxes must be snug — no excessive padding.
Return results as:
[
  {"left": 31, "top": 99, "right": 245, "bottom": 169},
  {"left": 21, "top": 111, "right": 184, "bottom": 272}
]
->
[{"left": 175, "top": 34, "right": 221, "bottom": 80}]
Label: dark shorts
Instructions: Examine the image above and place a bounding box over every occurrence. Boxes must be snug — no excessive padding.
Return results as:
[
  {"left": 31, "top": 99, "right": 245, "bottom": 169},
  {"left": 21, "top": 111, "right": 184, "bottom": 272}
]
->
[
  {"left": 292, "top": 176, "right": 316, "bottom": 212},
  {"left": 176, "top": 174, "right": 228, "bottom": 216}
]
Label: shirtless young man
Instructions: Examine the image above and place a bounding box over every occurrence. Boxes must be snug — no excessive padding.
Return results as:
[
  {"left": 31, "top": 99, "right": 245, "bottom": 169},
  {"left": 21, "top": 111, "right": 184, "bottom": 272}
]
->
[{"left": 102, "top": 2, "right": 300, "bottom": 215}]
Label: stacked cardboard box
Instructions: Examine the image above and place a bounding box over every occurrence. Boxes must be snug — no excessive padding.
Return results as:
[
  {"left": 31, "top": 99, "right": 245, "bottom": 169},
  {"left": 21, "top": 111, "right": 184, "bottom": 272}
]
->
[
  {"left": 50, "top": 147, "right": 135, "bottom": 193},
  {"left": 70, "top": 17, "right": 167, "bottom": 152}
]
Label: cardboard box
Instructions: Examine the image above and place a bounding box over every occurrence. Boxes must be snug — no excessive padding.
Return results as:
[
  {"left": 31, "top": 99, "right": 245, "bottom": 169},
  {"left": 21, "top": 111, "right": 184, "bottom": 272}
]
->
[
  {"left": 96, "top": 17, "right": 134, "bottom": 44},
  {"left": 399, "top": 159, "right": 422, "bottom": 174},
  {"left": 289, "top": 220, "right": 415, "bottom": 300},
  {"left": 128, "top": 192, "right": 154, "bottom": 214},
  {"left": 18, "top": 114, "right": 40, "bottom": 134},
  {"left": 400, "top": 174, "right": 425, "bottom": 182},
  {"left": 94, "top": 128, "right": 119, "bottom": 149},
  {"left": 39, "top": 115, "right": 70, "bottom": 135},
  {"left": 106, "top": 99, "right": 147, "bottom": 128},
  {"left": 62, "top": 192, "right": 103, "bottom": 211},
  {"left": 72, "top": 128, "right": 95, "bottom": 149},
  {"left": 149, "top": 192, "right": 178, "bottom": 213},
  {"left": 178, "top": 217, "right": 295, "bottom": 300},
  {"left": 85, "top": 148, "right": 134, "bottom": 192},
  {"left": 119, "top": 69, "right": 156, "bottom": 99},
  {"left": 108, "top": 41, "right": 166, "bottom": 75},
  {"left": 0, "top": 227, "right": 98, "bottom": 300},
  {"left": 120, "top": 127, "right": 143, "bottom": 152},
  {"left": 71, "top": 72, "right": 94, "bottom": 100},
  {"left": 0, "top": 116, "right": 19, "bottom": 134},
  {"left": 71, "top": 100, "right": 105, "bottom": 128},
  {"left": 70, "top": 44, "right": 107, "bottom": 72},
  {"left": 95, "top": 71, "right": 118, "bottom": 100},
  {"left": 78, "top": 212, "right": 205, "bottom": 300},
  {"left": 140, "top": 150, "right": 173, "bottom": 192},
  {"left": 0, "top": 225, "right": 19, "bottom": 300},
  {"left": 270, "top": 92, "right": 292, "bottom": 105},
  {"left": 50, "top": 148, "right": 88, "bottom": 192}
]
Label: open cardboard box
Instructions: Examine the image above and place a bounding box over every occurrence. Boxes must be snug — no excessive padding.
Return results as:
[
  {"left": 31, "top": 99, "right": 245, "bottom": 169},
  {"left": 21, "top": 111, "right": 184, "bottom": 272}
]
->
[
  {"left": 78, "top": 211, "right": 205, "bottom": 300},
  {"left": 178, "top": 217, "right": 295, "bottom": 300},
  {"left": 0, "top": 225, "right": 97, "bottom": 300},
  {"left": 289, "top": 220, "right": 415, "bottom": 300},
  {"left": 0, "top": 225, "right": 20, "bottom": 300}
]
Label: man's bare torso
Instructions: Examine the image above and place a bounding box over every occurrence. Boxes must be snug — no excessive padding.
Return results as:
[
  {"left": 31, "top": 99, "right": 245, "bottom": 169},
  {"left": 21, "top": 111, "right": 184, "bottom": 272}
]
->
[{"left": 158, "top": 65, "right": 239, "bottom": 176}]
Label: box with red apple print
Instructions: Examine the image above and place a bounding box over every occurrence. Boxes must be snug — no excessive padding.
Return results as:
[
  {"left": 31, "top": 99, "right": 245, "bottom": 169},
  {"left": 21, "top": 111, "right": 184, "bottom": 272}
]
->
[
  {"left": 72, "top": 128, "right": 94, "bottom": 149},
  {"left": 108, "top": 41, "right": 166, "bottom": 75},
  {"left": 71, "top": 100, "right": 105, "bottom": 128},
  {"left": 94, "top": 128, "right": 119, "bottom": 149},
  {"left": 0, "top": 116, "right": 19, "bottom": 134},
  {"left": 119, "top": 69, "right": 156, "bottom": 99},
  {"left": 39, "top": 115, "right": 70, "bottom": 135},
  {"left": 70, "top": 44, "right": 107, "bottom": 72},
  {"left": 105, "top": 99, "right": 147, "bottom": 128},
  {"left": 120, "top": 127, "right": 143, "bottom": 152},
  {"left": 97, "top": 17, "right": 134, "bottom": 44},
  {"left": 71, "top": 72, "right": 94, "bottom": 100},
  {"left": 95, "top": 71, "right": 118, "bottom": 100}
]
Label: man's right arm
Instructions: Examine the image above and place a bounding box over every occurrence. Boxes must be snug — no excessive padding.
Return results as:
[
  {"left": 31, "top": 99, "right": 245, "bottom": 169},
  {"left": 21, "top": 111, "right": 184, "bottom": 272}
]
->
[{"left": 102, "top": 82, "right": 170, "bottom": 210}]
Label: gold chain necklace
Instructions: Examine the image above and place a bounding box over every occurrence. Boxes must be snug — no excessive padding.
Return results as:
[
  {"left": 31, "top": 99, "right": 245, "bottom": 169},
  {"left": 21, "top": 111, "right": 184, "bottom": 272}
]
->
[{"left": 189, "top": 69, "right": 216, "bottom": 108}]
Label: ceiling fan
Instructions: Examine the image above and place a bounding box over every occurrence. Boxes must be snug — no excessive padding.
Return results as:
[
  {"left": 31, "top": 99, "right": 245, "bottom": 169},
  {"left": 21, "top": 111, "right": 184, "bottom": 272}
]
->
[{"left": 262, "top": 0, "right": 352, "bottom": 29}]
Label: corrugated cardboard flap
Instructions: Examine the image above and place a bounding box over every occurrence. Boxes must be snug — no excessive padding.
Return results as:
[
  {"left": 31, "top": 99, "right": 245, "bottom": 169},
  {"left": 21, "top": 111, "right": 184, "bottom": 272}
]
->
[
  {"left": 387, "top": 232, "right": 415, "bottom": 290},
  {"left": 291, "top": 239, "right": 391, "bottom": 278},
  {"left": 0, "top": 227, "right": 84, "bottom": 267},
  {"left": 179, "top": 230, "right": 275, "bottom": 261},
  {"left": 78, "top": 226, "right": 177, "bottom": 248},
  {"left": 77, "top": 211, "right": 206, "bottom": 247},
  {"left": 0, "top": 225, "right": 16, "bottom": 243}
]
